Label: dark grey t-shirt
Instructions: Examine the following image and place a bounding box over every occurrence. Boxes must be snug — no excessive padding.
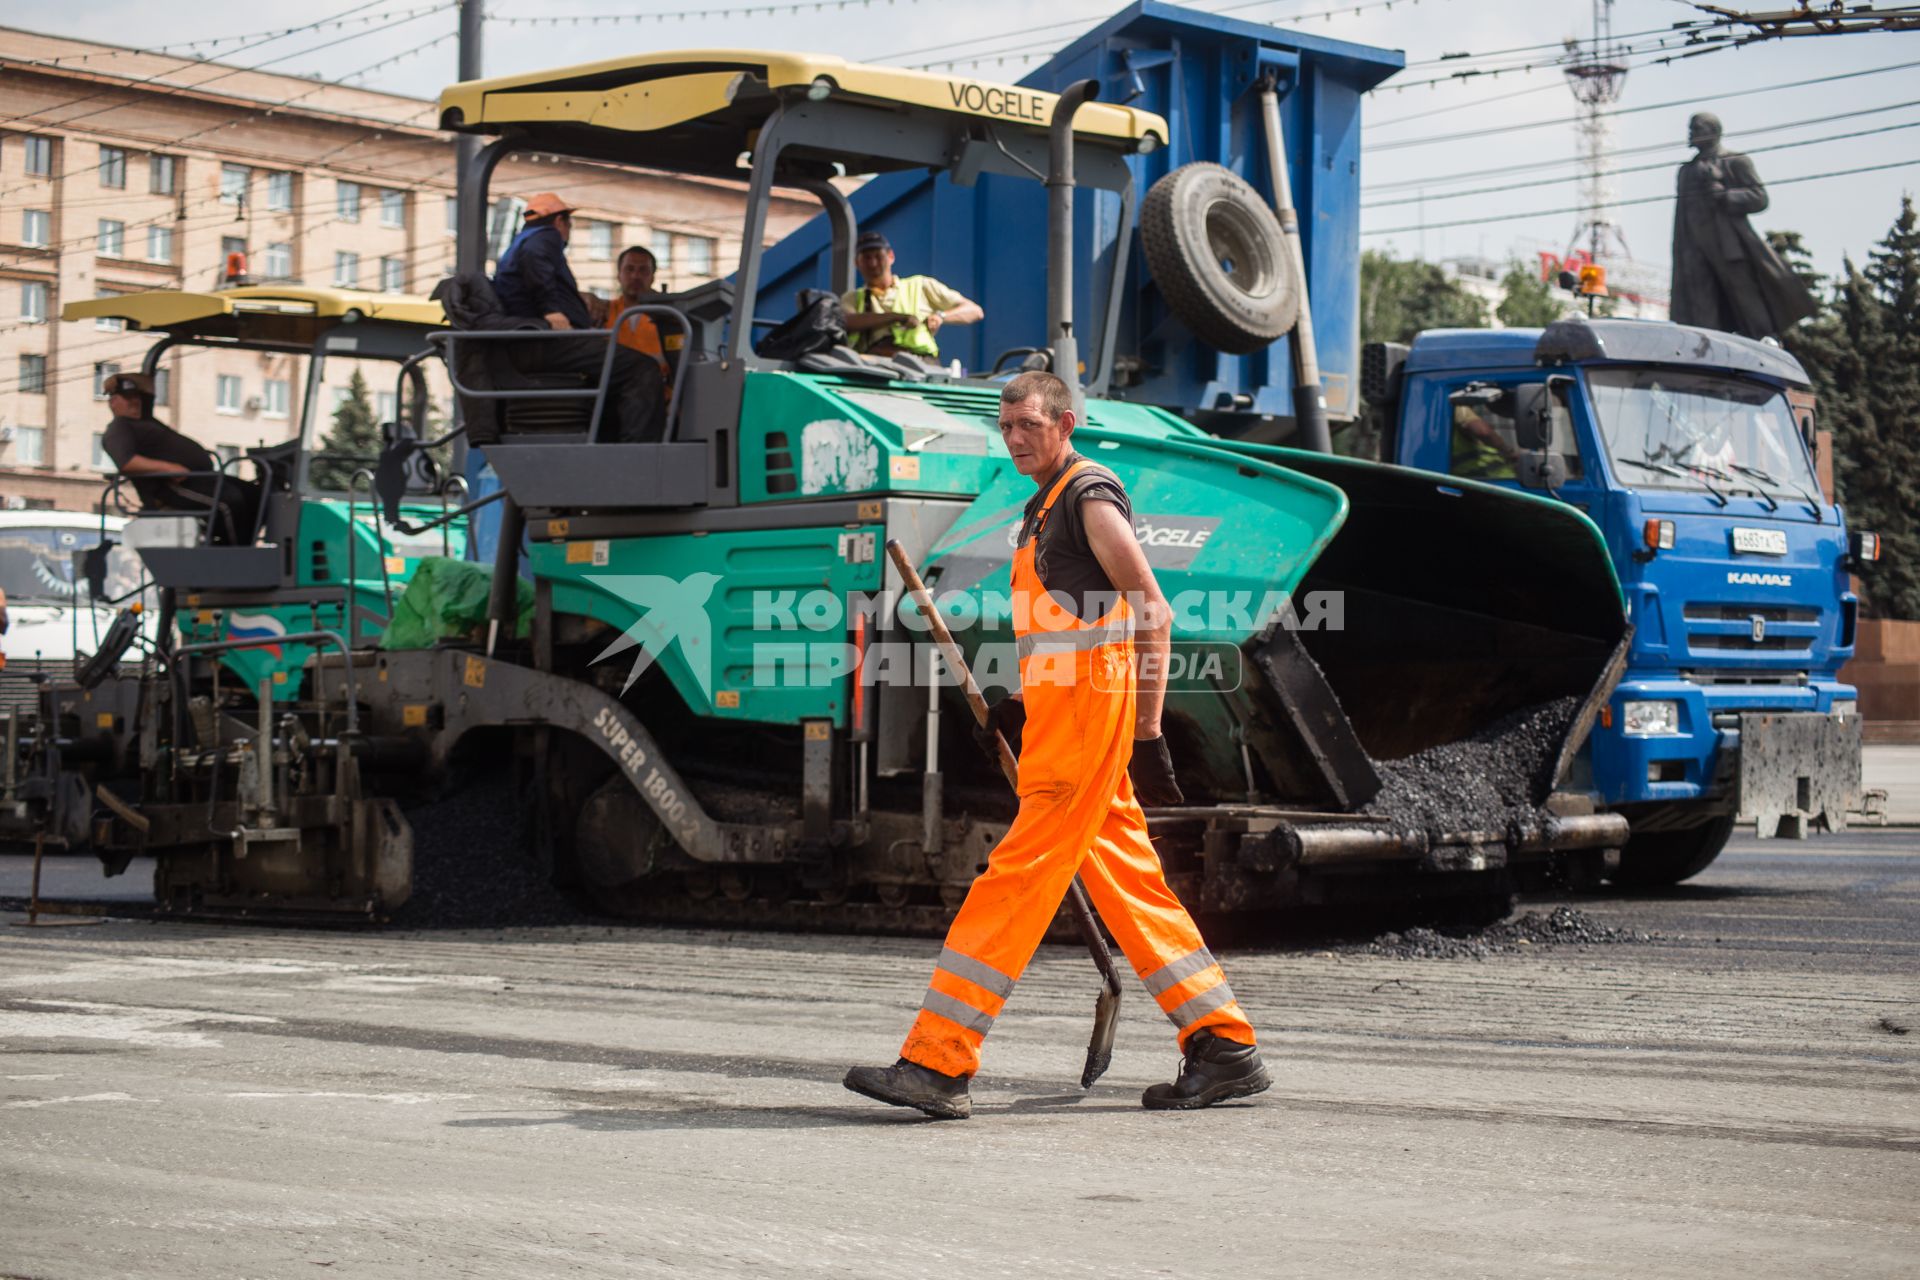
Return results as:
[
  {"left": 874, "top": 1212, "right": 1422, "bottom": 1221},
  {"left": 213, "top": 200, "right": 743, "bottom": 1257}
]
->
[
  {"left": 101, "top": 415, "right": 216, "bottom": 509},
  {"left": 1018, "top": 454, "right": 1131, "bottom": 622}
]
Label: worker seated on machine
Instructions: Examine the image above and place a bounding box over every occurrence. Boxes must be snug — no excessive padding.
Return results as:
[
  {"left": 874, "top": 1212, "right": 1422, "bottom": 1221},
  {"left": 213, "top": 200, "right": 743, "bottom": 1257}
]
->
[
  {"left": 492, "top": 192, "right": 663, "bottom": 442},
  {"left": 607, "top": 244, "right": 675, "bottom": 405},
  {"left": 100, "top": 372, "right": 261, "bottom": 545},
  {"left": 841, "top": 231, "right": 982, "bottom": 363}
]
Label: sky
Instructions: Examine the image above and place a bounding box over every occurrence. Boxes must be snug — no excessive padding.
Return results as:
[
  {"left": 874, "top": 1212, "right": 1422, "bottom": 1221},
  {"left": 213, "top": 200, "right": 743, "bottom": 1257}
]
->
[{"left": 15, "top": 0, "right": 1920, "bottom": 287}]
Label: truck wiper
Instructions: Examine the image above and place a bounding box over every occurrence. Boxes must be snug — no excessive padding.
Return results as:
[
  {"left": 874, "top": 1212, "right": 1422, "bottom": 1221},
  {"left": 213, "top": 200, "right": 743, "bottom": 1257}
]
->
[
  {"left": 1619, "top": 455, "right": 1729, "bottom": 507},
  {"left": 1720, "top": 462, "right": 1780, "bottom": 512},
  {"left": 1725, "top": 461, "right": 1823, "bottom": 522}
]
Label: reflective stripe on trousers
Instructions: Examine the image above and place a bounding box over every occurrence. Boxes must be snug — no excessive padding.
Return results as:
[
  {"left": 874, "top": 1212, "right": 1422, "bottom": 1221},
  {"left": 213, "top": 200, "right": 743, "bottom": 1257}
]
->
[{"left": 899, "top": 460, "right": 1256, "bottom": 1077}]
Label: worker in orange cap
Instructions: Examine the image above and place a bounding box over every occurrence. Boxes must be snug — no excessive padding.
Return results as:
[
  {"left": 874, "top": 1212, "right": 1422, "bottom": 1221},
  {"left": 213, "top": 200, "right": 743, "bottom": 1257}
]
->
[
  {"left": 493, "top": 192, "right": 661, "bottom": 441},
  {"left": 844, "top": 370, "right": 1269, "bottom": 1119}
]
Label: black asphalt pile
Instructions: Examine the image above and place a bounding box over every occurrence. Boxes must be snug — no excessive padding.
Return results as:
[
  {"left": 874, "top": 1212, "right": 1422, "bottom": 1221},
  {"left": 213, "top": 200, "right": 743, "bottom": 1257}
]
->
[
  {"left": 1361, "top": 906, "right": 1659, "bottom": 960},
  {"left": 1362, "top": 696, "right": 1581, "bottom": 835},
  {"left": 396, "top": 773, "right": 593, "bottom": 929}
]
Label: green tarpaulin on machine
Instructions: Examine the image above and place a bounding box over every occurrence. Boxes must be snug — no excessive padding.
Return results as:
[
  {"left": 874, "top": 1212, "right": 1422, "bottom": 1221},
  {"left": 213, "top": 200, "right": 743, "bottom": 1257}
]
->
[{"left": 379, "top": 557, "right": 533, "bottom": 650}]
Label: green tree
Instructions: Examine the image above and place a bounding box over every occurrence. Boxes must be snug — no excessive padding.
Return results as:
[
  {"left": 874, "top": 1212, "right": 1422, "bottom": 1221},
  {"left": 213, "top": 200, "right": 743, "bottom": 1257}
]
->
[
  {"left": 1359, "top": 249, "right": 1487, "bottom": 346},
  {"left": 1495, "top": 261, "right": 1565, "bottom": 329},
  {"left": 311, "top": 369, "right": 381, "bottom": 492},
  {"left": 1780, "top": 201, "right": 1920, "bottom": 619}
]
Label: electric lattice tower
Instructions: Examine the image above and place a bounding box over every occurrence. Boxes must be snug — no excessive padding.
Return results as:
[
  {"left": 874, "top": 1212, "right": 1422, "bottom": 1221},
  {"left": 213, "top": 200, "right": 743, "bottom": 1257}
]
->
[{"left": 1563, "top": 0, "right": 1631, "bottom": 262}]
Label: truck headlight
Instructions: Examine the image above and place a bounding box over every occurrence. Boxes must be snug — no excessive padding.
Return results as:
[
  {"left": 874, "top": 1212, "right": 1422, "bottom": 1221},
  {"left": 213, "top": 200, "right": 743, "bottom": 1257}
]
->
[
  {"left": 1622, "top": 700, "right": 1682, "bottom": 736},
  {"left": 1833, "top": 699, "right": 1857, "bottom": 722}
]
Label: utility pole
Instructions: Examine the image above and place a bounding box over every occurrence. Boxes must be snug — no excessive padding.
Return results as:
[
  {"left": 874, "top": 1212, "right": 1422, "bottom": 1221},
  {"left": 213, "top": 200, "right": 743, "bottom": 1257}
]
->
[
  {"left": 1563, "top": 0, "right": 1631, "bottom": 266},
  {"left": 455, "top": 0, "right": 485, "bottom": 275}
]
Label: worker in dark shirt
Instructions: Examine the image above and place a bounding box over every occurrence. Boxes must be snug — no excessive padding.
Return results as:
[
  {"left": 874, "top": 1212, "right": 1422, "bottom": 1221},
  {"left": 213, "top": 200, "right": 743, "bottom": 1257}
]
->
[
  {"left": 492, "top": 192, "right": 660, "bottom": 442},
  {"left": 845, "top": 371, "right": 1268, "bottom": 1120},
  {"left": 100, "top": 372, "right": 259, "bottom": 544}
]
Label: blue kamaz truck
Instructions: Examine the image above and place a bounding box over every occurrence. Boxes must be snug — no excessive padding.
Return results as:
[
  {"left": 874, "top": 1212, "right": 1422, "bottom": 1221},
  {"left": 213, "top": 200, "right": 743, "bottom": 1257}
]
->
[{"left": 1365, "top": 317, "right": 1870, "bottom": 884}]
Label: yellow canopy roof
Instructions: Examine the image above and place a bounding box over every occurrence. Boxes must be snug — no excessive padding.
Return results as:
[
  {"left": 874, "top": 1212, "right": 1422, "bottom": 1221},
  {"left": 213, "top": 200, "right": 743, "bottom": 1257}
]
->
[
  {"left": 438, "top": 49, "right": 1168, "bottom": 153},
  {"left": 61, "top": 286, "right": 443, "bottom": 331}
]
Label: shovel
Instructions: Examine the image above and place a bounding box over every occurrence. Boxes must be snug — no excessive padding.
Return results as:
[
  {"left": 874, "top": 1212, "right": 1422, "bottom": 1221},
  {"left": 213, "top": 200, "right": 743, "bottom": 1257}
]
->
[{"left": 885, "top": 538, "right": 1123, "bottom": 1089}]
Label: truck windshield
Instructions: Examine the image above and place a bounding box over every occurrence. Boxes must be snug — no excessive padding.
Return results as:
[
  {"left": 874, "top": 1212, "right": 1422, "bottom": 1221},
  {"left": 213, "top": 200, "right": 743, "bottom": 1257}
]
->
[
  {"left": 0, "top": 527, "right": 145, "bottom": 605},
  {"left": 1586, "top": 367, "right": 1819, "bottom": 500}
]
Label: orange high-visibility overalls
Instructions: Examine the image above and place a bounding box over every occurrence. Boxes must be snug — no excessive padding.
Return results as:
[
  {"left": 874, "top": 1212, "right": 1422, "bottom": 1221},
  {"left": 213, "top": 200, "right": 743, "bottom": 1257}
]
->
[{"left": 900, "top": 460, "right": 1258, "bottom": 1078}]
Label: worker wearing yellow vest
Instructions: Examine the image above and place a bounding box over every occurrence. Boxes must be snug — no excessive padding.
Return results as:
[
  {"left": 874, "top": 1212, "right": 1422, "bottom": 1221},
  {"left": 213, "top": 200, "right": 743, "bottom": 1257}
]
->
[
  {"left": 842, "top": 230, "right": 983, "bottom": 360},
  {"left": 844, "top": 370, "right": 1268, "bottom": 1120}
]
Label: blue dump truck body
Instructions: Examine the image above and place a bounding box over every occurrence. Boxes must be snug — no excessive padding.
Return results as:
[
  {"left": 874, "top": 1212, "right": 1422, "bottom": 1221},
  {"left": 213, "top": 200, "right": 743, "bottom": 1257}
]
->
[
  {"left": 755, "top": 0, "right": 1402, "bottom": 431},
  {"left": 1382, "top": 318, "right": 1864, "bottom": 869}
]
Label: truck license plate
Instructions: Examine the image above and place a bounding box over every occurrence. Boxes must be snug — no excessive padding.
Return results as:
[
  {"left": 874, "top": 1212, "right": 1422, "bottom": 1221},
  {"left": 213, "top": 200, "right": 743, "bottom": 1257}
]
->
[{"left": 1731, "top": 527, "right": 1787, "bottom": 555}]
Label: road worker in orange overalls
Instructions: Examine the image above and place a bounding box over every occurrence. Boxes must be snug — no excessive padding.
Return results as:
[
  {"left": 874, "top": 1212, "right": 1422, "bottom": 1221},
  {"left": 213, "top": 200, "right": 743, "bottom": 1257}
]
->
[{"left": 845, "top": 370, "right": 1269, "bottom": 1119}]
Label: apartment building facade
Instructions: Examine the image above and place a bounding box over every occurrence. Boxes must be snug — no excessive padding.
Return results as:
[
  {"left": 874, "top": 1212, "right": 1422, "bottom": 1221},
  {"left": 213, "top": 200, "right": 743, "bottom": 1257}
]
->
[{"left": 0, "top": 26, "right": 815, "bottom": 511}]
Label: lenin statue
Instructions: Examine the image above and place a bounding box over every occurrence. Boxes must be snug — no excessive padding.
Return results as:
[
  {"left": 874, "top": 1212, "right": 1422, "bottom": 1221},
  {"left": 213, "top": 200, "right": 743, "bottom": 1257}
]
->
[{"left": 1671, "top": 112, "right": 1817, "bottom": 339}]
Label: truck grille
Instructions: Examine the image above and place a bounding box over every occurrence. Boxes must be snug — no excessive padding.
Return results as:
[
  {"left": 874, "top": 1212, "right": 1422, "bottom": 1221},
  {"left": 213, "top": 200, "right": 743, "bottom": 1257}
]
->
[{"left": 1682, "top": 602, "right": 1820, "bottom": 658}]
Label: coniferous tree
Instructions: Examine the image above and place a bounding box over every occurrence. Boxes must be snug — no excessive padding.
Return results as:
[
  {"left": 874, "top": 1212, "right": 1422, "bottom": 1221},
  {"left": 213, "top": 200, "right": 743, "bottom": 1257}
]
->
[
  {"left": 311, "top": 369, "right": 381, "bottom": 492},
  {"left": 1779, "top": 203, "right": 1920, "bottom": 619}
]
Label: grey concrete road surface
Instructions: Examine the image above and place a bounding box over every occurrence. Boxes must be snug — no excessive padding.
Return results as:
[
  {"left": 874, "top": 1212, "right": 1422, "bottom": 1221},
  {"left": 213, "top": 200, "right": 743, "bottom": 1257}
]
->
[{"left": 3, "top": 833, "right": 1917, "bottom": 1279}]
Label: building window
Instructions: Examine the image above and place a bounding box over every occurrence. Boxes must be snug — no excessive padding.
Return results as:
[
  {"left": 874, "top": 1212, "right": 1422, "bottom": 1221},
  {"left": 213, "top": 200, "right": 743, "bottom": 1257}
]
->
[
  {"left": 149, "top": 154, "right": 175, "bottom": 195},
  {"left": 332, "top": 386, "right": 353, "bottom": 413},
  {"left": 379, "top": 256, "right": 406, "bottom": 293},
  {"left": 266, "top": 171, "right": 293, "bottom": 211},
  {"left": 445, "top": 195, "right": 458, "bottom": 236},
  {"left": 94, "top": 291, "right": 125, "bottom": 332},
  {"left": 264, "top": 242, "right": 292, "bottom": 280},
  {"left": 23, "top": 136, "right": 51, "bottom": 177},
  {"left": 18, "top": 354, "right": 47, "bottom": 394},
  {"left": 263, "top": 379, "right": 289, "bottom": 419},
  {"left": 333, "top": 251, "right": 359, "bottom": 288},
  {"left": 91, "top": 432, "right": 111, "bottom": 471},
  {"left": 589, "top": 220, "right": 614, "bottom": 261},
  {"left": 375, "top": 391, "right": 398, "bottom": 424},
  {"left": 22, "top": 209, "right": 50, "bottom": 247},
  {"left": 216, "top": 375, "right": 243, "bottom": 414},
  {"left": 99, "top": 145, "right": 126, "bottom": 189},
  {"left": 650, "top": 228, "right": 673, "bottom": 271},
  {"left": 94, "top": 362, "right": 121, "bottom": 398},
  {"left": 13, "top": 426, "right": 46, "bottom": 466},
  {"left": 336, "top": 181, "right": 361, "bottom": 221},
  {"left": 682, "top": 235, "right": 716, "bottom": 277},
  {"left": 147, "top": 225, "right": 174, "bottom": 264},
  {"left": 216, "top": 444, "right": 241, "bottom": 465},
  {"left": 220, "top": 163, "right": 249, "bottom": 206},
  {"left": 97, "top": 219, "right": 125, "bottom": 258},
  {"left": 20, "top": 281, "right": 47, "bottom": 323},
  {"left": 153, "top": 366, "right": 170, "bottom": 406},
  {"left": 380, "top": 189, "right": 406, "bottom": 228}
]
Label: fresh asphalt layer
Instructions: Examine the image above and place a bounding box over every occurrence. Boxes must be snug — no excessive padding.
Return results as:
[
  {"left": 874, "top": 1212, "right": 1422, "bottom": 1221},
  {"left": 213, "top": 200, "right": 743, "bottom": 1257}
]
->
[{"left": 1, "top": 831, "right": 1916, "bottom": 1278}]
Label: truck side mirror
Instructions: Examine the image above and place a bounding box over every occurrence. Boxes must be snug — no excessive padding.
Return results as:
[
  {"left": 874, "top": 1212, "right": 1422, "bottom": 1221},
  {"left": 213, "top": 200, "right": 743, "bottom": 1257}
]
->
[
  {"left": 1516, "top": 453, "right": 1568, "bottom": 491},
  {"left": 1512, "top": 383, "right": 1553, "bottom": 451}
]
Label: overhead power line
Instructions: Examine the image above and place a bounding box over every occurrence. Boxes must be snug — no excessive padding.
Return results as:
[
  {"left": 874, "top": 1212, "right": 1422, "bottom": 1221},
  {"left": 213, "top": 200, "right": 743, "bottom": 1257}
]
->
[
  {"left": 1365, "top": 96, "right": 1920, "bottom": 192},
  {"left": 0, "top": 16, "right": 447, "bottom": 204},
  {"left": 1370, "top": 56, "right": 1920, "bottom": 152},
  {"left": 1363, "top": 116, "right": 1920, "bottom": 209},
  {"left": 1363, "top": 155, "right": 1920, "bottom": 236}
]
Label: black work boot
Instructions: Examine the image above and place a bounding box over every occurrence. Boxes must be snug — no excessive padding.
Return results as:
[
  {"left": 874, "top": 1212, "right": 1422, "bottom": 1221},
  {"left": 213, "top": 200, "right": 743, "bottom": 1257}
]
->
[
  {"left": 1142, "top": 1029, "right": 1272, "bottom": 1111},
  {"left": 843, "top": 1058, "right": 972, "bottom": 1120}
]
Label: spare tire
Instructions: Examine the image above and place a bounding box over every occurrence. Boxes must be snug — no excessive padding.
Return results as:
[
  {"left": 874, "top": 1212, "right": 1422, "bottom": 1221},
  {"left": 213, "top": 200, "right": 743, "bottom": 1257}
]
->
[{"left": 1141, "top": 162, "right": 1298, "bottom": 355}]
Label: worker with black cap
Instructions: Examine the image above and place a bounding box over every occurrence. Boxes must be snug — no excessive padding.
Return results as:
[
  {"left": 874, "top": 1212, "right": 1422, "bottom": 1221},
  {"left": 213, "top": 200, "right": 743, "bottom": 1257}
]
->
[
  {"left": 100, "top": 371, "right": 259, "bottom": 544},
  {"left": 491, "top": 192, "right": 661, "bottom": 442},
  {"left": 842, "top": 230, "right": 983, "bottom": 361}
]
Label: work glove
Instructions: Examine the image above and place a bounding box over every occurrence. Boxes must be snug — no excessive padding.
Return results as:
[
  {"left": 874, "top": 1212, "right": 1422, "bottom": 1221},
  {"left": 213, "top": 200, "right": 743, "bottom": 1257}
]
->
[
  {"left": 973, "top": 696, "right": 1026, "bottom": 769},
  {"left": 1129, "top": 735, "right": 1185, "bottom": 809}
]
